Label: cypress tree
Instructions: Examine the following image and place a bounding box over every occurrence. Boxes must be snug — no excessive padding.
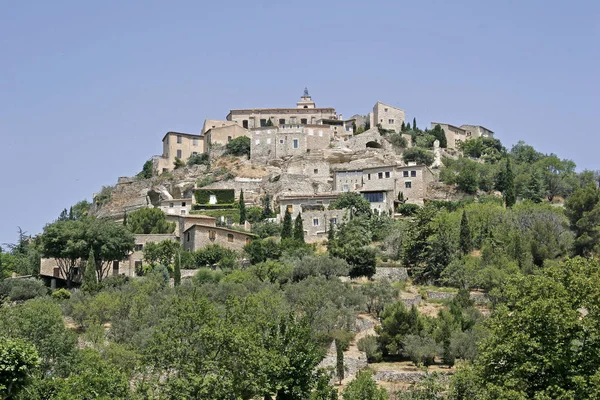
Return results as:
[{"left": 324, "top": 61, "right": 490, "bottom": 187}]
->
[
  {"left": 336, "top": 339, "right": 345, "bottom": 384},
  {"left": 239, "top": 190, "right": 247, "bottom": 225},
  {"left": 68, "top": 207, "right": 74, "bottom": 220},
  {"left": 123, "top": 212, "right": 127, "bottom": 226},
  {"left": 327, "top": 223, "right": 335, "bottom": 243},
  {"left": 262, "top": 194, "right": 272, "bottom": 220},
  {"left": 412, "top": 117, "right": 417, "bottom": 130},
  {"left": 173, "top": 251, "right": 181, "bottom": 287},
  {"left": 293, "top": 213, "right": 305, "bottom": 243},
  {"left": 401, "top": 121, "right": 406, "bottom": 131},
  {"left": 504, "top": 158, "right": 516, "bottom": 207},
  {"left": 281, "top": 208, "right": 293, "bottom": 239},
  {"left": 81, "top": 248, "right": 98, "bottom": 293},
  {"left": 459, "top": 211, "right": 472, "bottom": 255},
  {"left": 58, "top": 209, "right": 68, "bottom": 221}
]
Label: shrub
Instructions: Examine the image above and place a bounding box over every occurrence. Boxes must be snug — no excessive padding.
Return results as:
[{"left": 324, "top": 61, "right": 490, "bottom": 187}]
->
[
  {"left": 192, "top": 268, "right": 224, "bottom": 285},
  {"left": 94, "top": 186, "right": 114, "bottom": 207},
  {"left": 397, "top": 203, "right": 420, "bottom": 216},
  {"left": 331, "top": 329, "right": 355, "bottom": 351},
  {"left": 194, "top": 189, "right": 235, "bottom": 205},
  {"left": 51, "top": 288, "right": 71, "bottom": 300},
  {"left": 402, "top": 147, "right": 434, "bottom": 166},
  {"left": 402, "top": 335, "right": 440, "bottom": 366},
  {"left": 225, "top": 136, "right": 251, "bottom": 157},
  {"left": 136, "top": 160, "right": 153, "bottom": 179},
  {"left": 358, "top": 335, "right": 382, "bottom": 362},
  {"left": 0, "top": 278, "right": 48, "bottom": 302},
  {"left": 187, "top": 153, "right": 210, "bottom": 167}
]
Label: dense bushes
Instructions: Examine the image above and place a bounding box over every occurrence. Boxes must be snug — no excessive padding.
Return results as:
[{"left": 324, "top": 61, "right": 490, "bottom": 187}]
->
[{"left": 0, "top": 278, "right": 48, "bottom": 302}]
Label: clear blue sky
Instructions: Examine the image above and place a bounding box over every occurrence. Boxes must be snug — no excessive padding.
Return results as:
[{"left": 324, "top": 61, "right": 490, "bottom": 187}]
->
[{"left": 1, "top": 0, "right": 599, "bottom": 245}]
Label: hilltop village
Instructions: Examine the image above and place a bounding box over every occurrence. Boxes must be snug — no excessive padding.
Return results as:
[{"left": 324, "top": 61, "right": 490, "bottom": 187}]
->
[{"left": 40, "top": 89, "right": 495, "bottom": 284}]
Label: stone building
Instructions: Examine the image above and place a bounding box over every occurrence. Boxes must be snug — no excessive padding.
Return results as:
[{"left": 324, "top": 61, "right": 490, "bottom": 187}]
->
[
  {"left": 226, "top": 89, "right": 337, "bottom": 129},
  {"left": 182, "top": 224, "right": 255, "bottom": 252},
  {"left": 201, "top": 119, "right": 237, "bottom": 134},
  {"left": 430, "top": 123, "right": 467, "bottom": 151},
  {"left": 370, "top": 102, "right": 406, "bottom": 132},
  {"left": 460, "top": 125, "right": 494, "bottom": 139},
  {"left": 277, "top": 193, "right": 346, "bottom": 243},
  {"left": 153, "top": 132, "right": 205, "bottom": 173},
  {"left": 204, "top": 124, "right": 250, "bottom": 148},
  {"left": 250, "top": 124, "right": 333, "bottom": 161},
  {"left": 159, "top": 198, "right": 193, "bottom": 216}
]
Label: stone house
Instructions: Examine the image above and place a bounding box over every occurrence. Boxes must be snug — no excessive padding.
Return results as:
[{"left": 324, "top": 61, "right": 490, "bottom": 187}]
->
[
  {"left": 159, "top": 198, "right": 193, "bottom": 216},
  {"left": 201, "top": 119, "right": 237, "bottom": 134},
  {"left": 277, "top": 193, "right": 346, "bottom": 242},
  {"left": 153, "top": 131, "right": 205, "bottom": 173},
  {"left": 226, "top": 90, "right": 337, "bottom": 129},
  {"left": 204, "top": 124, "right": 250, "bottom": 148},
  {"left": 250, "top": 124, "right": 333, "bottom": 161},
  {"left": 182, "top": 224, "right": 255, "bottom": 252},
  {"left": 370, "top": 102, "right": 406, "bottom": 132},
  {"left": 460, "top": 125, "right": 494, "bottom": 139},
  {"left": 431, "top": 123, "right": 495, "bottom": 151}
]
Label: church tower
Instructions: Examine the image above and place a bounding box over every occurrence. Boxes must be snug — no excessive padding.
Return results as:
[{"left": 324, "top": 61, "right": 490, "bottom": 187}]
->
[{"left": 296, "top": 87, "right": 316, "bottom": 109}]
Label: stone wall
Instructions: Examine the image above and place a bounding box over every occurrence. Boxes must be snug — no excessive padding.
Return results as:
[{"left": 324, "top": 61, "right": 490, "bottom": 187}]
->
[
  {"left": 373, "top": 267, "right": 408, "bottom": 282},
  {"left": 373, "top": 102, "right": 406, "bottom": 132}
]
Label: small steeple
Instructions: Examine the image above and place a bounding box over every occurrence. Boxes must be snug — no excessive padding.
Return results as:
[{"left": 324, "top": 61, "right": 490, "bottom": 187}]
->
[
  {"left": 303, "top": 87, "right": 309, "bottom": 97},
  {"left": 297, "top": 87, "right": 315, "bottom": 109}
]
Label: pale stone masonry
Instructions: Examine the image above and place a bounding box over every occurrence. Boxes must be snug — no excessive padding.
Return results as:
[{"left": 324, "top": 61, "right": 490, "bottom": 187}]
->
[
  {"left": 159, "top": 198, "right": 193, "bottom": 216},
  {"left": 431, "top": 123, "right": 495, "bottom": 151},
  {"left": 250, "top": 124, "right": 333, "bottom": 161},
  {"left": 460, "top": 124, "right": 494, "bottom": 139},
  {"left": 370, "top": 102, "right": 406, "bottom": 132},
  {"left": 154, "top": 131, "right": 205, "bottom": 173},
  {"left": 182, "top": 224, "right": 254, "bottom": 252},
  {"left": 204, "top": 124, "right": 250, "bottom": 148}
]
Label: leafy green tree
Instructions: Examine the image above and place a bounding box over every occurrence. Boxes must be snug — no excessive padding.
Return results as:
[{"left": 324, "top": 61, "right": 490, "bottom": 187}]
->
[
  {"left": 173, "top": 157, "right": 185, "bottom": 169},
  {"left": 503, "top": 157, "right": 516, "bottom": 207},
  {"left": 430, "top": 124, "right": 447, "bottom": 148},
  {"left": 225, "top": 135, "right": 251, "bottom": 157},
  {"left": 343, "top": 370, "right": 389, "bottom": 400},
  {"left": 126, "top": 208, "right": 176, "bottom": 234},
  {"left": 187, "top": 152, "right": 210, "bottom": 167},
  {"left": 456, "top": 163, "right": 479, "bottom": 194},
  {"left": 311, "top": 371, "right": 338, "bottom": 400},
  {"left": 376, "top": 302, "right": 424, "bottom": 357},
  {"left": 294, "top": 213, "right": 305, "bottom": 243},
  {"left": 402, "top": 147, "right": 434, "bottom": 166},
  {"left": 403, "top": 334, "right": 440, "bottom": 366},
  {"left": 346, "top": 246, "right": 376, "bottom": 279},
  {"left": 564, "top": 184, "right": 600, "bottom": 256},
  {"left": 239, "top": 189, "right": 247, "bottom": 224},
  {"left": 281, "top": 208, "right": 293, "bottom": 239},
  {"left": 143, "top": 239, "right": 181, "bottom": 268},
  {"left": 362, "top": 280, "right": 399, "bottom": 318},
  {"left": 329, "top": 192, "right": 371, "bottom": 216},
  {"left": 358, "top": 335, "right": 382, "bottom": 362},
  {"left": 81, "top": 249, "right": 98, "bottom": 293},
  {"left": 85, "top": 218, "right": 135, "bottom": 281},
  {"left": 0, "top": 336, "right": 40, "bottom": 398},
  {"left": 459, "top": 211, "right": 472, "bottom": 255},
  {"left": 244, "top": 238, "right": 281, "bottom": 264},
  {"left": 40, "top": 220, "right": 87, "bottom": 286},
  {"left": 389, "top": 132, "right": 408, "bottom": 148},
  {"left": 137, "top": 159, "right": 153, "bottom": 179},
  {"left": 194, "top": 244, "right": 237, "bottom": 268}
]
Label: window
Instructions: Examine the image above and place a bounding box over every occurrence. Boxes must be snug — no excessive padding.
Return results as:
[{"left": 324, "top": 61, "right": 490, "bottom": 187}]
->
[
  {"left": 181, "top": 209, "right": 186, "bottom": 215},
  {"left": 193, "top": 138, "right": 198, "bottom": 146},
  {"left": 313, "top": 218, "right": 319, "bottom": 226},
  {"left": 182, "top": 202, "right": 186, "bottom": 206},
  {"left": 314, "top": 169, "right": 319, "bottom": 174},
  {"left": 293, "top": 139, "right": 299, "bottom": 149},
  {"left": 411, "top": 170, "right": 417, "bottom": 177},
  {"left": 227, "top": 233, "right": 234, "bottom": 242},
  {"left": 279, "top": 118, "right": 285, "bottom": 125},
  {"left": 255, "top": 139, "right": 260, "bottom": 145},
  {"left": 301, "top": 118, "right": 307, "bottom": 124},
  {"left": 403, "top": 171, "right": 409, "bottom": 177},
  {"left": 208, "top": 230, "right": 216, "bottom": 241},
  {"left": 260, "top": 119, "right": 267, "bottom": 127},
  {"left": 243, "top": 120, "right": 249, "bottom": 128},
  {"left": 176, "top": 149, "right": 182, "bottom": 158},
  {"left": 388, "top": 119, "right": 394, "bottom": 124},
  {"left": 384, "top": 108, "right": 388, "bottom": 112},
  {"left": 279, "top": 139, "right": 284, "bottom": 144},
  {"left": 385, "top": 171, "right": 390, "bottom": 178},
  {"left": 367, "top": 173, "right": 371, "bottom": 180},
  {"left": 342, "top": 184, "right": 349, "bottom": 192},
  {"left": 186, "top": 232, "right": 190, "bottom": 242},
  {"left": 405, "top": 182, "right": 412, "bottom": 188},
  {"left": 290, "top": 117, "right": 297, "bottom": 124},
  {"left": 177, "top": 135, "right": 182, "bottom": 144},
  {"left": 135, "top": 244, "right": 144, "bottom": 251},
  {"left": 363, "top": 192, "right": 384, "bottom": 203},
  {"left": 228, "top": 136, "right": 232, "bottom": 142},
  {"left": 170, "top": 202, "right": 174, "bottom": 207},
  {"left": 331, "top": 217, "right": 337, "bottom": 225},
  {"left": 319, "top": 130, "right": 323, "bottom": 137},
  {"left": 192, "top": 152, "right": 198, "bottom": 155},
  {"left": 378, "top": 172, "right": 383, "bottom": 179},
  {"left": 287, "top": 205, "right": 293, "bottom": 213},
  {"left": 135, "top": 261, "right": 143, "bottom": 276},
  {"left": 266, "top": 138, "right": 272, "bottom": 144}
]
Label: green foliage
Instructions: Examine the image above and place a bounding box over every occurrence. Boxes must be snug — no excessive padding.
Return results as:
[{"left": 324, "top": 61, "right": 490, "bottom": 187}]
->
[
  {"left": 225, "top": 135, "right": 251, "bottom": 157},
  {"left": 143, "top": 239, "right": 181, "bottom": 268},
  {"left": 94, "top": 185, "right": 114, "bottom": 207},
  {"left": 244, "top": 238, "right": 281, "bottom": 264},
  {"left": 565, "top": 184, "right": 600, "bottom": 256},
  {"left": 403, "top": 334, "right": 440, "bottom": 366},
  {"left": 137, "top": 159, "right": 153, "bottom": 179},
  {"left": 192, "top": 268, "right": 224, "bottom": 284},
  {"left": 251, "top": 221, "right": 282, "bottom": 238},
  {"left": 376, "top": 302, "right": 426, "bottom": 357},
  {"left": 196, "top": 175, "right": 215, "bottom": 187},
  {"left": 173, "top": 157, "right": 185, "bottom": 169},
  {"left": 503, "top": 157, "right": 516, "bottom": 207},
  {"left": 173, "top": 251, "right": 181, "bottom": 286},
  {"left": 281, "top": 208, "right": 293, "bottom": 239},
  {"left": 51, "top": 288, "right": 71, "bottom": 300},
  {"left": 294, "top": 213, "right": 305, "bottom": 242},
  {"left": 238, "top": 189, "right": 246, "bottom": 224},
  {"left": 81, "top": 249, "right": 98, "bottom": 293},
  {"left": 460, "top": 136, "right": 504, "bottom": 160},
  {"left": 194, "top": 188, "right": 235, "bottom": 205},
  {"left": 358, "top": 335, "right": 382, "bottom": 362},
  {"left": 362, "top": 280, "right": 399, "bottom": 317},
  {"left": 0, "top": 278, "right": 48, "bottom": 302},
  {"left": 343, "top": 370, "right": 389, "bottom": 400},
  {"left": 402, "top": 147, "right": 434, "bottom": 166},
  {"left": 336, "top": 339, "right": 344, "bottom": 384},
  {"left": 0, "top": 336, "right": 40, "bottom": 398},
  {"left": 127, "top": 208, "right": 176, "bottom": 234},
  {"left": 187, "top": 152, "right": 210, "bottom": 167},
  {"left": 397, "top": 203, "right": 420, "bottom": 216},
  {"left": 389, "top": 132, "right": 408, "bottom": 148},
  {"left": 329, "top": 192, "right": 371, "bottom": 216},
  {"left": 193, "top": 244, "right": 239, "bottom": 269},
  {"left": 459, "top": 211, "right": 472, "bottom": 255},
  {"left": 291, "top": 254, "right": 349, "bottom": 281},
  {"left": 246, "top": 206, "right": 264, "bottom": 223},
  {"left": 346, "top": 246, "right": 377, "bottom": 279},
  {"left": 430, "top": 124, "right": 448, "bottom": 148}
]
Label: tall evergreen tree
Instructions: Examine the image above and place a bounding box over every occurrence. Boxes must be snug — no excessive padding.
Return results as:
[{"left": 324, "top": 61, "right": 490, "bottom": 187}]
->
[
  {"left": 58, "top": 209, "right": 68, "bottom": 221},
  {"left": 459, "top": 211, "right": 472, "bottom": 255},
  {"left": 293, "top": 213, "right": 305, "bottom": 243},
  {"left": 81, "top": 249, "right": 98, "bottom": 293},
  {"left": 122, "top": 212, "right": 127, "bottom": 226},
  {"left": 336, "top": 339, "right": 345, "bottom": 384},
  {"left": 239, "top": 190, "right": 247, "bottom": 225},
  {"left": 401, "top": 121, "right": 406, "bottom": 131},
  {"left": 173, "top": 251, "right": 181, "bottom": 287},
  {"left": 504, "top": 158, "right": 516, "bottom": 207},
  {"left": 327, "top": 223, "right": 335, "bottom": 243},
  {"left": 412, "top": 117, "right": 417, "bottom": 130},
  {"left": 262, "top": 194, "right": 273, "bottom": 220},
  {"left": 68, "top": 207, "right": 74, "bottom": 220},
  {"left": 281, "top": 208, "right": 293, "bottom": 239}
]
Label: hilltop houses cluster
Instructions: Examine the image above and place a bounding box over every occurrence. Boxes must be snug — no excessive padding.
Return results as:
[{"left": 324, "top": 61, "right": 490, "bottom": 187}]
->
[{"left": 40, "top": 89, "right": 495, "bottom": 285}]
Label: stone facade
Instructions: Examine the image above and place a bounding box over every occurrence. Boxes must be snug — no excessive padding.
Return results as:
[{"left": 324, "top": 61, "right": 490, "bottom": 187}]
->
[
  {"left": 182, "top": 224, "right": 254, "bottom": 252},
  {"left": 201, "top": 119, "right": 237, "bottom": 134},
  {"left": 370, "top": 102, "right": 406, "bottom": 132},
  {"left": 373, "top": 266, "right": 409, "bottom": 282},
  {"left": 431, "top": 122, "right": 467, "bottom": 151},
  {"left": 205, "top": 124, "right": 249, "bottom": 147},
  {"left": 250, "top": 125, "right": 333, "bottom": 161},
  {"left": 159, "top": 198, "right": 193, "bottom": 216},
  {"left": 167, "top": 214, "right": 217, "bottom": 237},
  {"left": 460, "top": 124, "right": 494, "bottom": 139},
  {"left": 154, "top": 132, "right": 205, "bottom": 174}
]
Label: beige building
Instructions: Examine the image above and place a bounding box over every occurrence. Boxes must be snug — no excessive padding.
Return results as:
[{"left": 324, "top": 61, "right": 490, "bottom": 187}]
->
[
  {"left": 370, "top": 102, "right": 406, "bottom": 132},
  {"left": 159, "top": 198, "right": 193, "bottom": 216},
  {"left": 205, "top": 124, "right": 249, "bottom": 148},
  {"left": 250, "top": 124, "right": 333, "bottom": 161},
  {"left": 226, "top": 89, "right": 337, "bottom": 129},
  {"left": 460, "top": 125, "right": 494, "bottom": 139},
  {"left": 201, "top": 119, "right": 237, "bottom": 134},
  {"left": 183, "top": 224, "right": 255, "bottom": 252},
  {"left": 430, "top": 123, "right": 467, "bottom": 151},
  {"left": 154, "top": 132, "right": 205, "bottom": 174}
]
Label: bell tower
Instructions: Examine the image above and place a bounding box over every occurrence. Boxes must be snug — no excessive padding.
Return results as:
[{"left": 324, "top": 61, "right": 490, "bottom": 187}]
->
[{"left": 296, "top": 87, "right": 316, "bottom": 109}]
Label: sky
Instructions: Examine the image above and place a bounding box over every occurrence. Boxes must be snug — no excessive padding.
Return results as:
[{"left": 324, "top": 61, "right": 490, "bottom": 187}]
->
[{"left": 1, "top": 0, "right": 599, "bottom": 245}]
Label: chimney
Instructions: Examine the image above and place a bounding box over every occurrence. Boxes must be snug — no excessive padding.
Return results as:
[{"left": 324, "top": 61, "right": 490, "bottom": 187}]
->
[{"left": 339, "top": 113, "right": 343, "bottom": 121}]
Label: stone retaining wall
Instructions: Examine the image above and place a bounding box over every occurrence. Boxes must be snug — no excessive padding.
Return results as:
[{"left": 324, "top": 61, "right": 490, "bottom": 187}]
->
[
  {"left": 426, "top": 290, "right": 490, "bottom": 304},
  {"left": 373, "top": 267, "right": 408, "bottom": 282}
]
